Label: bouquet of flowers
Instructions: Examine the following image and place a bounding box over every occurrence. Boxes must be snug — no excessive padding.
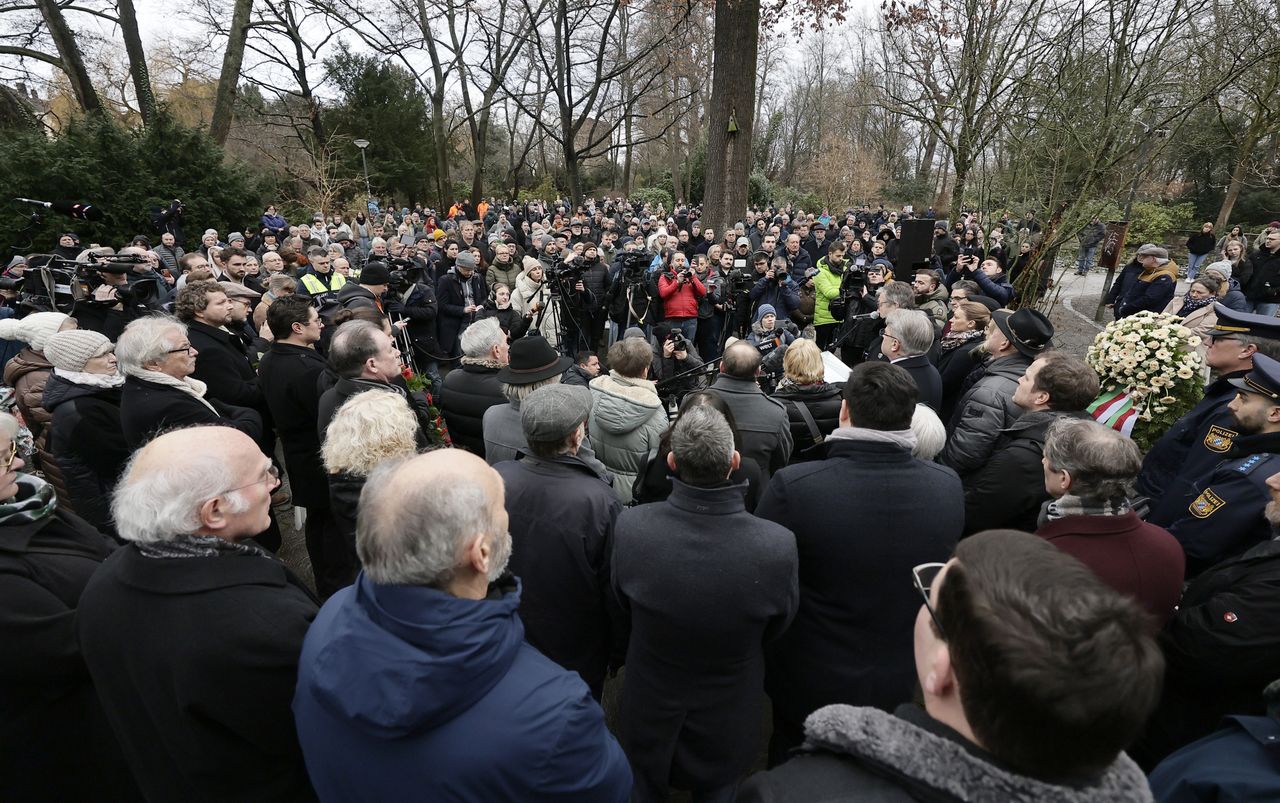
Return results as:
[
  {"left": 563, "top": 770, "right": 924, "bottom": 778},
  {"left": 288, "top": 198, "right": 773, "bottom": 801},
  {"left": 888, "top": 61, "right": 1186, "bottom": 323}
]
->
[
  {"left": 1085, "top": 310, "right": 1204, "bottom": 451},
  {"left": 402, "top": 366, "right": 451, "bottom": 448}
]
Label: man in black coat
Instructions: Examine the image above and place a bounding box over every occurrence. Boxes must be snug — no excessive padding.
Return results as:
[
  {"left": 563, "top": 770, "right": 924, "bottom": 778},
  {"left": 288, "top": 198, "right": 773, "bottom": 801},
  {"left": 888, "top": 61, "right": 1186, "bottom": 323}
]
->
[
  {"left": 491, "top": 384, "right": 623, "bottom": 699},
  {"left": 258, "top": 296, "right": 351, "bottom": 596},
  {"left": 116, "top": 316, "right": 263, "bottom": 450},
  {"left": 961, "top": 352, "right": 1099, "bottom": 535},
  {"left": 707, "top": 342, "right": 793, "bottom": 483},
  {"left": 317, "top": 319, "right": 432, "bottom": 446},
  {"left": 176, "top": 280, "right": 273, "bottom": 435},
  {"left": 77, "top": 427, "right": 318, "bottom": 802},
  {"left": 755, "top": 362, "right": 963, "bottom": 764},
  {"left": 435, "top": 251, "right": 488, "bottom": 360},
  {"left": 881, "top": 308, "right": 943, "bottom": 412},
  {"left": 440, "top": 317, "right": 510, "bottom": 456},
  {"left": 614, "top": 404, "right": 798, "bottom": 801}
]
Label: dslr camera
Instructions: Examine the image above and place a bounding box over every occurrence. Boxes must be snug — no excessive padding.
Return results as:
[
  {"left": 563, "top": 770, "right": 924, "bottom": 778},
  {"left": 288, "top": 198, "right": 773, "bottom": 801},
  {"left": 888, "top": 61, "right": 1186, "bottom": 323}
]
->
[{"left": 667, "top": 329, "right": 690, "bottom": 353}]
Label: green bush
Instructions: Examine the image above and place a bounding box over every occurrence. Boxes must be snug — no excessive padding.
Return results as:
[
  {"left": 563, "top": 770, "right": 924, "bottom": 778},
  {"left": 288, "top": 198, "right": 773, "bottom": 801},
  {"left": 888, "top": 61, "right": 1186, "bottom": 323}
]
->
[
  {"left": 1083, "top": 199, "right": 1196, "bottom": 249},
  {"left": 629, "top": 187, "right": 673, "bottom": 213},
  {"left": 517, "top": 175, "right": 558, "bottom": 204},
  {"left": 0, "top": 111, "right": 264, "bottom": 252},
  {"left": 748, "top": 171, "right": 773, "bottom": 207},
  {"left": 774, "top": 185, "right": 823, "bottom": 214}
]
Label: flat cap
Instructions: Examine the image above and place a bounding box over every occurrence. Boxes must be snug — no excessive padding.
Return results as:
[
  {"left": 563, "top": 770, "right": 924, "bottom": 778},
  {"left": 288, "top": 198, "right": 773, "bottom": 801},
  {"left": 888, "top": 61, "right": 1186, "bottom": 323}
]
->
[{"left": 521, "top": 384, "right": 593, "bottom": 443}]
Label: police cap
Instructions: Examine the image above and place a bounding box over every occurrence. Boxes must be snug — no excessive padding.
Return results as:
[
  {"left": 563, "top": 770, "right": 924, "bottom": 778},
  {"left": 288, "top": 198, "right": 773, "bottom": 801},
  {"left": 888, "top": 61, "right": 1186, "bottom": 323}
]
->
[
  {"left": 1229, "top": 353, "right": 1280, "bottom": 401},
  {"left": 1206, "top": 303, "right": 1280, "bottom": 340}
]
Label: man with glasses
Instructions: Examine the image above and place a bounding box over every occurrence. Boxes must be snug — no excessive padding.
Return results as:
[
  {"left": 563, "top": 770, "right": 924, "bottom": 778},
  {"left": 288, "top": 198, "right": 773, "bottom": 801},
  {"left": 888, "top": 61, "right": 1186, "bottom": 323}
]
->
[
  {"left": 740, "top": 531, "right": 1162, "bottom": 801},
  {"left": 754, "top": 361, "right": 963, "bottom": 764},
  {"left": 78, "top": 426, "right": 319, "bottom": 802},
  {"left": 1138, "top": 305, "right": 1280, "bottom": 504}
]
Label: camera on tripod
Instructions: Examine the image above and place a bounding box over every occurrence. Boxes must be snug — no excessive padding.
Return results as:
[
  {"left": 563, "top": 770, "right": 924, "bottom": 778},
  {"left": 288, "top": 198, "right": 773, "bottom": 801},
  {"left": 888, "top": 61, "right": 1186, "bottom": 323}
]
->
[{"left": 618, "top": 251, "right": 652, "bottom": 283}]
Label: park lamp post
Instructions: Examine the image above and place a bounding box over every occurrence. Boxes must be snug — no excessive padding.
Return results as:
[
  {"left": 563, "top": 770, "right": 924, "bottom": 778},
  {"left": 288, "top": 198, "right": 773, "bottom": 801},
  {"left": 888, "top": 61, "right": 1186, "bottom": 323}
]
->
[{"left": 354, "top": 138, "right": 372, "bottom": 213}]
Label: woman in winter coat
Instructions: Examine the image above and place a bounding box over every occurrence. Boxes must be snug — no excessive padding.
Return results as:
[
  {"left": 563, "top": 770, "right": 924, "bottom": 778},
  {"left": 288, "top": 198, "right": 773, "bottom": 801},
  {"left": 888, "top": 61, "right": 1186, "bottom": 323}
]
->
[
  {"left": 1215, "top": 224, "right": 1249, "bottom": 255},
  {"left": 477, "top": 283, "right": 531, "bottom": 340},
  {"left": 588, "top": 337, "right": 668, "bottom": 504},
  {"left": 0, "top": 411, "right": 138, "bottom": 801},
  {"left": 937, "top": 300, "right": 991, "bottom": 423},
  {"left": 771, "top": 339, "right": 843, "bottom": 462},
  {"left": 40, "top": 330, "right": 128, "bottom": 536},
  {"left": 1163, "top": 277, "right": 1220, "bottom": 371},
  {"left": 0, "top": 312, "right": 76, "bottom": 440},
  {"left": 260, "top": 205, "right": 288, "bottom": 239},
  {"left": 512, "top": 262, "right": 560, "bottom": 347},
  {"left": 1203, "top": 261, "right": 1250, "bottom": 311},
  {"left": 321, "top": 388, "right": 420, "bottom": 586}
]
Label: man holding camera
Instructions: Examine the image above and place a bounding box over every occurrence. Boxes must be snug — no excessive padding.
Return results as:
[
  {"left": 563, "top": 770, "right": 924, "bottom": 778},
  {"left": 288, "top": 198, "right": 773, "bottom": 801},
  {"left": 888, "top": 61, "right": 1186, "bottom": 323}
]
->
[
  {"left": 750, "top": 255, "right": 802, "bottom": 323},
  {"left": 658, "top": 251, "right": 706, "bottom": 344}
]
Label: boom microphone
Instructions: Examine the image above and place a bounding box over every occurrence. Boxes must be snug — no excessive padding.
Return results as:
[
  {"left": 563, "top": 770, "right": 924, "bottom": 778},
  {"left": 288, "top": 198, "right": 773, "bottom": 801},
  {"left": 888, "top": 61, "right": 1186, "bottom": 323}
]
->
[{"left": 14, "top": 197, "right": 105, "bottom": 222}]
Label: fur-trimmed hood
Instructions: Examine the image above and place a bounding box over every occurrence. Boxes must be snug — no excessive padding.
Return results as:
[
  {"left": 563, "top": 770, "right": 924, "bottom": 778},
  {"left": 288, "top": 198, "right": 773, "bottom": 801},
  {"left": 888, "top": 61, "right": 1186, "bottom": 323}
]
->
[{"left": 802, "top": 705, "right": 1153, "bottom": 802}]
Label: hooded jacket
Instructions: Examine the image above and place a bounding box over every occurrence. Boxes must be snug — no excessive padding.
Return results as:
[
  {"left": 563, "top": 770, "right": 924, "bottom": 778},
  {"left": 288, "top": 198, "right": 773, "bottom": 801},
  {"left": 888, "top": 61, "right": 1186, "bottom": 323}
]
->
[
  {"left": 739, "top": 704, "right": 1153, "bottom": 802},
  {"left": 589, "top": 372, "right": 668, "bottom": 504},
  {"left": 292, "top": 575, "right": 633, "bottom": 802}
]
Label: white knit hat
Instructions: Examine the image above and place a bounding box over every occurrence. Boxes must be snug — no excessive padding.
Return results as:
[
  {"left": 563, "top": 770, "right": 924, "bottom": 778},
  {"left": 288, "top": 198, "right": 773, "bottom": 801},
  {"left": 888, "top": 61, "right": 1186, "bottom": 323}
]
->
[
  {"left": 0, "top": 311, "right": 72, "bottom": 352},
  {"left": 45, "top": 329, "right": 113, "bottom": 372},
  {"left": 1203, "top": 260, "right": 1233, "bottom": 282}
]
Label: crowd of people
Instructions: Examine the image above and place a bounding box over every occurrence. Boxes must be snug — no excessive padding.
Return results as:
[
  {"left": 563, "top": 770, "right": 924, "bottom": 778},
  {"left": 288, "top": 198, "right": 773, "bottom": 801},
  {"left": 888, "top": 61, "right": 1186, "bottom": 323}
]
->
[{"left": 2, "top": 196, "right": 1280, "bottom": 802}]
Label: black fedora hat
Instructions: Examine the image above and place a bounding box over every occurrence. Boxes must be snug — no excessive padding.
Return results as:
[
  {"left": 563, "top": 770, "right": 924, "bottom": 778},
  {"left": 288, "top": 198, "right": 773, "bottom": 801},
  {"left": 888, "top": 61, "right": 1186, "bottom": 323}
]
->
[
  {"left": 496, "top": 335, "right": 573, "bottom": 384},
  {"left": 992, "top": 308, "right": 1054, "bottom": 357}
]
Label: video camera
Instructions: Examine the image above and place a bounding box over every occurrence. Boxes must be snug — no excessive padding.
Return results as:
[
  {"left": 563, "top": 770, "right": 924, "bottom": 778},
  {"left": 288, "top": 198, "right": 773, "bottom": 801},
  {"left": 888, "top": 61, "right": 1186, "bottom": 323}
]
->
[{"left": 618, "top": 250, "right": 651, "bottom": 283}]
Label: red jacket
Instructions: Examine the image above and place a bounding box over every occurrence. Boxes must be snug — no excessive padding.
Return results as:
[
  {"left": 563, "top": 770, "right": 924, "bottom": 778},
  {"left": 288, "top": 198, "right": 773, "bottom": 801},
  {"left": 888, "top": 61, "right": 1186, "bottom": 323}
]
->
[
  {"left": 657, "top": 271, "right": 706, "bottom": 319},
  {"left": 1036, "top": 511, "right": 1185, "bottom": 627}
]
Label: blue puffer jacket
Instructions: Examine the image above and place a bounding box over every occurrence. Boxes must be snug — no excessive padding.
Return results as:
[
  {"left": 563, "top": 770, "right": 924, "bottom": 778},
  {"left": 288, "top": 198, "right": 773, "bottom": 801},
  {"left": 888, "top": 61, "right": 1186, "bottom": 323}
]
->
[{"left": 293, "top": 575, "right": 633, "bottom": 802}]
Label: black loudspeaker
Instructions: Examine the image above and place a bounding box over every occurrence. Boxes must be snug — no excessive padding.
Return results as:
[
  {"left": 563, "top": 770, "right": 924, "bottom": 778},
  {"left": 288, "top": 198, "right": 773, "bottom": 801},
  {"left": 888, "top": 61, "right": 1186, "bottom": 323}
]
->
[{"left": 897, "top": 219, "right": 936, "bottom": 270}]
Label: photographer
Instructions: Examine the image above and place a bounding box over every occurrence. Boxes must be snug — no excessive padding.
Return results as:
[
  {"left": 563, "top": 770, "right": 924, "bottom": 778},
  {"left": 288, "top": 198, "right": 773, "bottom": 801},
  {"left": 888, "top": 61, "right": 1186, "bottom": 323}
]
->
[
  {"left": 813, "top": 241, "right": 848, "bottom": 349},
  {"left": 948, "top": 256, "right": 1015, "bottom": 306},
  {"left": 696, "top": 252, "right": 728, "bottom": 362},
  {"left": 384, "top": 266, "right": 443, "bottom": 392},
  {"left": 658, "top": 251, "right": 706, "bottom": 344},
  {"left": 71, "top": 255, "right": 166, "bottom": 340},
  {"left": 749, "top": 255, "right": 800, "bottom": 322},
  {"left": 606, "top": 244, "right": 660, "bottom": 341},
  {"left": 651, "top": 323, "right": 704, "bottom": 402}
]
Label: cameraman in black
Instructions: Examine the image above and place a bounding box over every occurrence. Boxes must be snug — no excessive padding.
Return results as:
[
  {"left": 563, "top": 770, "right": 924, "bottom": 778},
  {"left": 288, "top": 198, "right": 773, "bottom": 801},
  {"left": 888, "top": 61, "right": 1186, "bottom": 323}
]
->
[
  {"left": 606, "top": 241, "right": 660, "bottom": 341},
  {"left": 384, "top": 264, "right": 444, "bottom": 394},
  {"left": 651, "top": 322, "right": 704, "bottom": 405},
  {"left": 695, "top": 252, "right": 728, "bottom": 362},
  {"left": 72, "top": 254, "right": 165, "bottom": 340}
]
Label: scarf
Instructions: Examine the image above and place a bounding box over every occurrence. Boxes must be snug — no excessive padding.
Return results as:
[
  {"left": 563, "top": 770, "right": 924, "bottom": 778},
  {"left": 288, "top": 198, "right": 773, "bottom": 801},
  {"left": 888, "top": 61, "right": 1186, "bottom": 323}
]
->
[
  {"left": 1138, "top": 262, "right": 1179, "bottom": 285},
  {"left": 127, "top": 369, "right": 218, "bottom": 414},
  {"left": 939, "top": 328, "right": 982, "bottom": 354},
  {"left": 775, "top": 377, "right": 826, "bottom": 394},
  {"left": 138, "top": 533, "right": 270, "bottom": 560},
  {"left": 826, "top": 425, "right": 918, "bottom": 451},
  {"left": 1038, "top": 494, "right": 1131, "bottom": 527},
  {"left": 54, "top": 367, "right": 126, "bottom": 388},
  {"left": 460, "top": 356, "right": 506, "bottom": 369},
  {"left": 0, "top": 474, "right": 57, "bottom": 526},
  {"left": 1177, "top": 294, "right": 1215, "bottom": 318}
]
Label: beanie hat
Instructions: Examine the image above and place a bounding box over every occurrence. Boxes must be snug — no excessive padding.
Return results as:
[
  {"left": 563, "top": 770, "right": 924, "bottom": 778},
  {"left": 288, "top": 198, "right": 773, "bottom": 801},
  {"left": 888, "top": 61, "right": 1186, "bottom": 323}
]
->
[
  {"left": 45, "top": 329, "right": 112, "bottom": 372},
  {"left": 203, "top": 229, "right": 218, "bottom": 238},
  {"left": 1204, "top": 260, "right": 1233, "bottom": 281},
  {"left": 0, "top": 311, "right": 71, "bottom": 352},
  {"left": 227, "top": 232, "right": 245, "bottom": 243},
  {"left": 756, "top": 303, "right": 777, "bottom": 323}
]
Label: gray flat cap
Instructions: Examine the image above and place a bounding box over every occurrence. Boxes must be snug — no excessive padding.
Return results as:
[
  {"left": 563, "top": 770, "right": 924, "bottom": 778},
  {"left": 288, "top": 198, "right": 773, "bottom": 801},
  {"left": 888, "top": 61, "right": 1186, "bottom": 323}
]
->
[{"left": 521, "top": 384, "right": 593, "bottom": 443}]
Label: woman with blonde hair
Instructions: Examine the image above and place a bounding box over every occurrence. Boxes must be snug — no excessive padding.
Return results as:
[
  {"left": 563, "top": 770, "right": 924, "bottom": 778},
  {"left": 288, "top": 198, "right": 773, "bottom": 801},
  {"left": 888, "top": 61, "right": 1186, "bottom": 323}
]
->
[
  {"left": 772, "top": 338, "right": 843, "bottom": 462},
  {"left": 322, "top": 389, "right": 421, "bottom": 586}
]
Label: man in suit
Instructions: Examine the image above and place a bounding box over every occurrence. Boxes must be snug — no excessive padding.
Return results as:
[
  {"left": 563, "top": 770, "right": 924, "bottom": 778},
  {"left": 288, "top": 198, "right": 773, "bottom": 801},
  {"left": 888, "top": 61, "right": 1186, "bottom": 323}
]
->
[{"left": 881, "top": 309, "right": 942, "bottom": 412}]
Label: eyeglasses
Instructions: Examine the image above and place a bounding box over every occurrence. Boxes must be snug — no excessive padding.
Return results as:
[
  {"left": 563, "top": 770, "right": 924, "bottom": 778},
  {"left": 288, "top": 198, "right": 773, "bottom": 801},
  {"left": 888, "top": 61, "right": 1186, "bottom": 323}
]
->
[
  {"left": 223, "top": 464, "right": 280, "bottom": 495},
  {"left": 1, "top": 440, "right": 17, "bottom": 471},
  {"left": 166, "top": 344, "right": 195, "bottom": 355},
  {"left": 913, "top": 562, "right": 948, "bottom": 639},
  {"left": 1208, "top": 334, "right": 1243, "bottom": 345},
  {"left": 883, "top": 331, "right": 900, "bottom": 345}
]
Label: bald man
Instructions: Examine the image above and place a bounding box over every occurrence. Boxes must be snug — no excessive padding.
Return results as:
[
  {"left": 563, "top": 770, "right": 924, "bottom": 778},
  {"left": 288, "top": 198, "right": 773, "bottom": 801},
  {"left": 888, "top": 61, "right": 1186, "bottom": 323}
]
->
[
  {"left": 77, "top": 426, "right": 319, "bottom": 802},
  {"left": 294, "top": 450, "right": 634, "bottom": 802}
]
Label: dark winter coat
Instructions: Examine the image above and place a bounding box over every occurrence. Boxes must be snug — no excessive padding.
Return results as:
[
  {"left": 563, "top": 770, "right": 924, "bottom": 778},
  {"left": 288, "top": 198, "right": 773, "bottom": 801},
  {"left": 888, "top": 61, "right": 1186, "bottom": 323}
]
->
[
  {"left": 1149, "top": 715, "right": 1280, "bottom": 803},
  {"left": 258, "top": 342, "right": 329, "bottom": 510},
  {"left": 385, "top": 281, "right": 440, "bottom": 357},
  {"left": 440, "top": 358, "right": 506, "bottom": 456},
  {"left": 326, "top": 471, "right": 364, "bottom": 571},
  {"left": 754, "top": 437, "right": 963, "bottom": 732},
  {"left": 1137, "top": 371, "right": 1242, "bottom": 503},
  {"left": 941, "top": 353, "right": 1033, "bottom": 477},
  {"left": 1187, "top": 231, "right": 1216, "bottom": 256},
  {"left": 1036, "top": 511, "right": 1184, "bottom": 625},
  {"left": 738, "top": 703, "right": 1153, "bottom": 803},
  {"left": 335, "top": 282, "right": 383, "bottom": 311},
  {"left": 1104, "top": 259, "right": 1143, "bottom": 310},
  {"left": 42, "top": 375, "right": 129, "bottom": 535},
  {"left": 772, "top": 382, "right": 843, "bottom": 462},
  {"left": 292, "top": 575, "right": 633, "bottom": 802},
  {"left": 476, "top": 303, "right": 531, "bottom": 339},
  {"left": 0, "top": 503, "right": 138, "bottom": 802},
  {"left": 1116, "top": 264, "right": 1179, "bottom": 318},
  {"left": 935, "top": 334, "right": 985, "bottom": 421},
  {"left": 120, "top": 374, "right": 263, "bottom": 449},
  {"left": 1136, "top": 537, "right": 1280, "bottom": 767},
  {"left": 1220, "top": 278, "right": 1250, "bottom": 311},
  {"left": 962, "top": 410, "right": 1091, "bottom": 535},
  {"left": 708, "top": 374, "right": 794, "bottom": 483},
  {"left": 1243, "top": 245, "right": 1280, "bottom": 302},
  {"left": 613, "top": 479, "right": 799, "bottom": 797},
  {"left": 317, "top": 376, "right": 433, "bottom": 449},
  {"left": 186, "top": 320, "right": 265, "bottom": 412},
  {"left": 493, "top": 453, "right": 623, "bottom": 697},
  {"left": 77, "top": 544, "right": 319, "bottom": 802},
  {"left": 435, "top": 268, "right": 488, "bottom": 356},
  {"left": 893, "top": 353, "right": 943, "bottom": 412}
]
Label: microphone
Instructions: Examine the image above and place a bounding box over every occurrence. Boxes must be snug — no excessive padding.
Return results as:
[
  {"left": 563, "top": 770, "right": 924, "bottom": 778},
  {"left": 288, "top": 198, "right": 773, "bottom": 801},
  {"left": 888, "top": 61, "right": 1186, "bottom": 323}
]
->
[
  {"left": 846, "top": 310, "right": 880, "bottom": 321},
  {"left": 14, "top": 198, "right": 105, "bottom": 222}
]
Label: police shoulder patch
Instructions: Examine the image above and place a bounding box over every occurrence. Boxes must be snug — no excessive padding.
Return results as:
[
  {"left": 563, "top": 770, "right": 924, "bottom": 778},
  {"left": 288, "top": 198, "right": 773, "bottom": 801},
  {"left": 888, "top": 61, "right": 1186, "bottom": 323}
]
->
[
  {"left": 1204, "top": 424, "right": 1238, "bottom": 453},
  {"left": 1237, "top": 454, "right": 1269, "bottom": 475},
  {"left": 1189, "top": 488, "right": 1226, "bottom": 519}
]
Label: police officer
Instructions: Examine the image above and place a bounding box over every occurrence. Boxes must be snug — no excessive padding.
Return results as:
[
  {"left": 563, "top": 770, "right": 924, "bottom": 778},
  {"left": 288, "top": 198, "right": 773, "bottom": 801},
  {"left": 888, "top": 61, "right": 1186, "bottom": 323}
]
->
[
  {"left": 1139, "top": 305, "right": 1280, "bottom": 504},
  {"left": 1150, "top": 353, "right": 1280, "bottom": 577},
  {"left": 298, "top": 249, "right": 347, "bottom": 302}
]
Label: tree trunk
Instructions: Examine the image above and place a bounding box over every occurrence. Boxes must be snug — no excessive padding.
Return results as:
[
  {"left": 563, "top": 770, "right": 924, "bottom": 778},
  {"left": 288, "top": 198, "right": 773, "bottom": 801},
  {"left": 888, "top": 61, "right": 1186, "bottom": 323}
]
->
[
  {"left": 469, "top": 103, "right": 491, "bottom": 210},
  {"left": 918, "top": 125, "right": 938, "bottom": 185},
  {"left": 36, "top": 0, "right": 101, "bottom": 114},
  {"left": 703, "top": 0, "right": 760, "bottom": 234},
  {"left": 563, "top": 138, "right": 583, "bottom": 207},
  {"left": 116, "top": 0, "right": 156, "bottom": 125},
  {"left": 210, "top": 0, "right": 253, "bottom": 144},
  {"left": 431, "top": 90, "right": 450, "bottom": 211}
]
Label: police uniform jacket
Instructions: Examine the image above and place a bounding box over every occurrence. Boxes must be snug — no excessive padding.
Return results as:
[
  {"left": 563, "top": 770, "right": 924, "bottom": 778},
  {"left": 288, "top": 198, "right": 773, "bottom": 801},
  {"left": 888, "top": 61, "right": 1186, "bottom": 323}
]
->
[{"left": 1138, "top": 371, "right": 1245, "bottom": 502}]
